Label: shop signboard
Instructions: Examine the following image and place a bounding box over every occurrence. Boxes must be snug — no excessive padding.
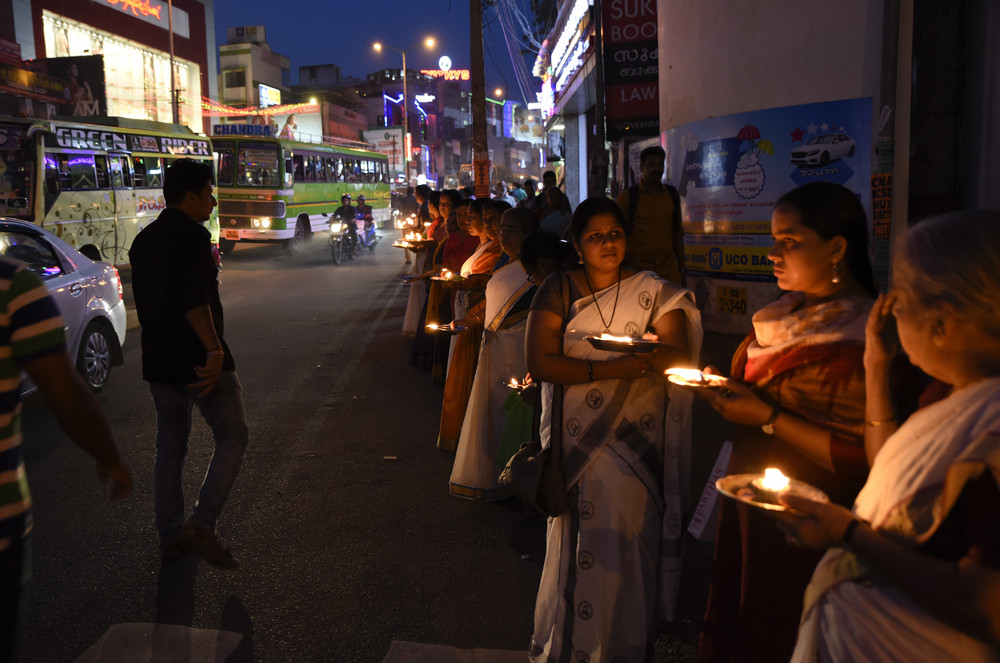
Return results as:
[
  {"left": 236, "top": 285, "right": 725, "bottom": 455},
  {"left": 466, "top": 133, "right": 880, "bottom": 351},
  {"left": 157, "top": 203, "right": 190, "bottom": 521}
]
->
[
  {"left": 95, "top": 0, "right": 190, "bottom": 38},
  {"left": 0, "top": 65, "right": 65, "bottom": 101},
  {"left": 602, "top": 0, "right": 659, "bottom": 140},
  {"left": 258, "top": 84, "right": 281, "bottom": 107},
  {"left": 666, "top": 98, "right": 872, "bottom": 334},
  {"left": 227, "top": 26, "right": 265, "bottom": 44}
]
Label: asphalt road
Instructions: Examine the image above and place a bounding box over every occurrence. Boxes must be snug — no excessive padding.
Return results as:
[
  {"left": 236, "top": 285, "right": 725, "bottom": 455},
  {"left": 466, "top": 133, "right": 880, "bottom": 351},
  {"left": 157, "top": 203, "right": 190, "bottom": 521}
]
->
[{"left": 17, "top": 230, "right": 724, "bottom": 662}]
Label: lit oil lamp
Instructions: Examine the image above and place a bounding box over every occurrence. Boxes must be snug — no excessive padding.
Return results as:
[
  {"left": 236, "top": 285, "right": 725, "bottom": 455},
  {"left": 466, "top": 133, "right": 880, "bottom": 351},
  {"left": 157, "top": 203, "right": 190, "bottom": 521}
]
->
[
  {"left": 426, "top": 323, "right": 441, "bottom": 331},
  {"left": 599, "top": 332, "right": 634, "bottom": 343},
  {"left": 440, "top": 269, "right": 453, "bottom": 280},
  {"left": 751, "top": 468, "right": 790, "bottom": 503},
  {"left": 664, "top": 367, "right": 728, "bottom": 387}
]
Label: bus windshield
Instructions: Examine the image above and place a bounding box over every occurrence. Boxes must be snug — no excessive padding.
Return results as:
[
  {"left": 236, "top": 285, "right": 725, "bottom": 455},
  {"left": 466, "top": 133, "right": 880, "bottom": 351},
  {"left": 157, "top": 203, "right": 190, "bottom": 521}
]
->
[{"left": 237, "top": 142, "right": 280, "bottom": 187}]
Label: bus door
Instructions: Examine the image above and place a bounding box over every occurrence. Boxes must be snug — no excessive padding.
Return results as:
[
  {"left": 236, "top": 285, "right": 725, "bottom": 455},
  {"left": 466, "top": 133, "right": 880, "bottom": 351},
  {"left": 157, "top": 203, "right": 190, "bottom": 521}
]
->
[{"left": 107, "top": 153, "right": 135, "bottom": 264}]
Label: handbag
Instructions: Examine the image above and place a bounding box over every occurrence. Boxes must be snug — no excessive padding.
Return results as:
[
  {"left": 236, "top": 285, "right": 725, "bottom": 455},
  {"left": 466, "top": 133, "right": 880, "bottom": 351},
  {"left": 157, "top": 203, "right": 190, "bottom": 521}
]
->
[{"left": 499, "top": 274, "right": 570, "bottom": 517}]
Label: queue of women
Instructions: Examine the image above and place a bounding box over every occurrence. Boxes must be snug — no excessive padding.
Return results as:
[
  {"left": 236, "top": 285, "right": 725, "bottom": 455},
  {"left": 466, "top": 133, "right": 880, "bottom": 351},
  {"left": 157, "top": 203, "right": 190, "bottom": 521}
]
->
[{"left": 398, "top": 180, "right": 1000, "bottom": 662}]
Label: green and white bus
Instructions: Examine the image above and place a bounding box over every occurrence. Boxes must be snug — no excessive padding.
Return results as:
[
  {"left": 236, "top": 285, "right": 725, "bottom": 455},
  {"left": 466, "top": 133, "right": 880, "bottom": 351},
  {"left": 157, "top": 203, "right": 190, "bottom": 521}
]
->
[
  {"left": 0, "top": 115, "right": 217, "bottom": 265},
  {"left": 210, "top": 126, "right": 391, "bottom": 255}
]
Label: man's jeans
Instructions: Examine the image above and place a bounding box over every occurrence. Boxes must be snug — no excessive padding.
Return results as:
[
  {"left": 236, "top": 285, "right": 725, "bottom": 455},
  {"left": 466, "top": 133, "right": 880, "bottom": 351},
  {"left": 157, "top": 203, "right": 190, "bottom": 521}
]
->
[{"left": 149, "top": 371, "right": 249, "bottom": 543}]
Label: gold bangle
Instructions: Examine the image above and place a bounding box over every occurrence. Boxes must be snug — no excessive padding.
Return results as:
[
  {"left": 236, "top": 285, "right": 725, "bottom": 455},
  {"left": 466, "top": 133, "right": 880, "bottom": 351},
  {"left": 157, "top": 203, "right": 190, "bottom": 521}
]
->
[{"left": 865, "top": 415, "right": 896, "bottom": 427}]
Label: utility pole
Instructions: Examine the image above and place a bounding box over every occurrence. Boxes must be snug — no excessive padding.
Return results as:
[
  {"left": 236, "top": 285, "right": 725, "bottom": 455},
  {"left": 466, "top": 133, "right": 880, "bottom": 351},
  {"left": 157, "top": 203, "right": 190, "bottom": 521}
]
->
[
  {"left": 168, "top": 0, "right": 179, "bottom": 124},
  {"left": 470, "top": 0, "right": 490, "bottom": 199}
]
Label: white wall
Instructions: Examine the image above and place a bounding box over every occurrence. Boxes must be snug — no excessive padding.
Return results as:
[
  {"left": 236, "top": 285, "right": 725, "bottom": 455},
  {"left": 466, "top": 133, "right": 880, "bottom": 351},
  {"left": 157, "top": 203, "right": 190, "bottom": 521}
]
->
[{"left": 658, "top": 0, "right": 885, "bottom": 129}]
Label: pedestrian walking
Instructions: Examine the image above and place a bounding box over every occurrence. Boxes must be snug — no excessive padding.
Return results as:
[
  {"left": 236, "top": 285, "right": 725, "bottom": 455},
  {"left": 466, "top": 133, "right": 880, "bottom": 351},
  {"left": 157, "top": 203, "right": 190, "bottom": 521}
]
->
[
  {"left": 0, "top": 256, "right": 133, "bottom": 662},
  {"left": 129, "top": 158, "right": 249, "bottom": 568}
]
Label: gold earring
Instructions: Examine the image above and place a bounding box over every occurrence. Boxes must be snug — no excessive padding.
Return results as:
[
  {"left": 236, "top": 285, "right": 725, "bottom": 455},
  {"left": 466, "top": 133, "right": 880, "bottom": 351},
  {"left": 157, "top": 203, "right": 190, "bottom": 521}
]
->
[{"left": 831, "top": 262, "right": 841, "bottom": 284}]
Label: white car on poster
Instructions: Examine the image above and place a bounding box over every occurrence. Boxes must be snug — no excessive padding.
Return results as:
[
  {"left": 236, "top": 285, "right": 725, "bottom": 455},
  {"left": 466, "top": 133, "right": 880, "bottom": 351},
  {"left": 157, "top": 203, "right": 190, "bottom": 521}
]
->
[{"left": 790, "top": 134, "right": 856, "bottom": 166}]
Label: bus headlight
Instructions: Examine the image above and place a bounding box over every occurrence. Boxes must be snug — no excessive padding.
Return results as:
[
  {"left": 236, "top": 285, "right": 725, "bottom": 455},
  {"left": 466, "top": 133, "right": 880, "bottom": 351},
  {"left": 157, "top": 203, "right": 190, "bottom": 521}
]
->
[{"left": 251, "top": 217, "right": 272, "bottom": 229}]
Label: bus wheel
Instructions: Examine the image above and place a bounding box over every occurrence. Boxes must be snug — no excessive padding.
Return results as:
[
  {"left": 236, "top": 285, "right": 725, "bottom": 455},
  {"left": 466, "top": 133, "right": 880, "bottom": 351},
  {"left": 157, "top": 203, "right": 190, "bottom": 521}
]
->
[
  {"left": 331, "top": 239, "right": 343, "bottom": 264},
  {"left": 283, "top": 219, "right": 307, "bottom": 256},
  {"left": 219, "top": 238, "right": 236, "bottom": 254}
]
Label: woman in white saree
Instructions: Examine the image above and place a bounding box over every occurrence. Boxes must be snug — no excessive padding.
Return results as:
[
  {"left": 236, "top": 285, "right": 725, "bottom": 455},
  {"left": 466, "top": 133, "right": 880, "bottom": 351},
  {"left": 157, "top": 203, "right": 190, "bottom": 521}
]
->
[
  {"left": 526, "top": 197, "right": 703, "bottom": 662},
  {"left": 449, "top": 208, "right": 539, "bottom": 499},
  {"left": 779, "top": 211, "right": 1000, "bottom": 662}
]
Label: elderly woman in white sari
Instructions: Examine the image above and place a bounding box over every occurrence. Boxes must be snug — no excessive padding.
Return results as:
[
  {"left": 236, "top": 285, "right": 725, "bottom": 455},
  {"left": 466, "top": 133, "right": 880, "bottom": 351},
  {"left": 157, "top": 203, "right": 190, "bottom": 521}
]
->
[
  {"left": 526, "top": 197, "right": 703, "bottom": 662},
  {"left": 778, "top": 211, "right": 1000, "bottom": 662},
  {"left": 449, "top": 207, "right": 540, "bottom": 499}
]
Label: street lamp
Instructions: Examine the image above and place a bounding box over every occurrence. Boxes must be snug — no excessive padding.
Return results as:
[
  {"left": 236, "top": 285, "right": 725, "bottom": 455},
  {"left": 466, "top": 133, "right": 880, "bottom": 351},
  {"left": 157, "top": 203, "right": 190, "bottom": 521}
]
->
[{"left": 373, "top": 37, "right": 435, "bottom": 181}]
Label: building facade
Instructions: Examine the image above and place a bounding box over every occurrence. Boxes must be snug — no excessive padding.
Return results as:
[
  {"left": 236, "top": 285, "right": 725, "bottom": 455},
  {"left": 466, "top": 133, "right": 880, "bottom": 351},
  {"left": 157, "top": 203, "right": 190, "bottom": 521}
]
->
[
  {"left": 5, "top": 0, "right": 217, "bottom": 131},
  {"left": 535, "top": 0, "right": 999, "bottom": 334}
]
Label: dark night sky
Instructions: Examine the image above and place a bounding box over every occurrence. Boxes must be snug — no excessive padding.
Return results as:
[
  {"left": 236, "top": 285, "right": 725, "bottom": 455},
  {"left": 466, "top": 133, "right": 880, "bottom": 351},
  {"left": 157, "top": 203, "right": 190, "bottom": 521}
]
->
[{"left": 212, "top": 0, "right": 539, "bottom": 103}]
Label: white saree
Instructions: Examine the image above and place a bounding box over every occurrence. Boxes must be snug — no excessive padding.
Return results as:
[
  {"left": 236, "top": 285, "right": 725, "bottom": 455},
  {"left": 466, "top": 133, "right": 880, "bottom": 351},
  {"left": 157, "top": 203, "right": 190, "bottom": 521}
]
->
[
  {"left": 529, "top": 271, "right": 702, "bottom": 663},
  {"left": 792, "top": 377, "right": 1000, "bottom": 663},
  {"left": 449, "top": 261, "right": 534, "bottom": 500}
]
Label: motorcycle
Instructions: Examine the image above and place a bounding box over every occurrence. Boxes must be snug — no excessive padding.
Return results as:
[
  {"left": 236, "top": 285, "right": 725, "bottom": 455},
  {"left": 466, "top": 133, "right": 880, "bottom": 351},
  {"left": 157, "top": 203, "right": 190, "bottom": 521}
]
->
[{"left": 329, "top": 214, "right": 359, "bottom": 264}]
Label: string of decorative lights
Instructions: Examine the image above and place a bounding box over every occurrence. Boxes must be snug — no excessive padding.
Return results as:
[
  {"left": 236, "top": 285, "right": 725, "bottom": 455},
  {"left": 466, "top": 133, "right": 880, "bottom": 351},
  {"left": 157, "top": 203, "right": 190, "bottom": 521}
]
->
[{"left": 201, "top": 98, "right": 320, "bottom": 117}]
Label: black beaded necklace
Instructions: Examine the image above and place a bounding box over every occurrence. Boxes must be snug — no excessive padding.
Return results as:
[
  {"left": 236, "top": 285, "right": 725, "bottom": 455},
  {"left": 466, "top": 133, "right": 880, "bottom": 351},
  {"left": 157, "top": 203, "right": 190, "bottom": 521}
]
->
[{"left": 583, "top": 265, "right": 622, "bottom": 331}]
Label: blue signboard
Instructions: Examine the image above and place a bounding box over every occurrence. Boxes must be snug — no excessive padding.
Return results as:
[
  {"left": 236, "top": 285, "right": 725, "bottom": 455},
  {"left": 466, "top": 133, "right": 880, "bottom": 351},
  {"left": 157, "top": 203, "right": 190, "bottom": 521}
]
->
[{"left": 666, "top": 98, "right": 873, "bottom": 333}]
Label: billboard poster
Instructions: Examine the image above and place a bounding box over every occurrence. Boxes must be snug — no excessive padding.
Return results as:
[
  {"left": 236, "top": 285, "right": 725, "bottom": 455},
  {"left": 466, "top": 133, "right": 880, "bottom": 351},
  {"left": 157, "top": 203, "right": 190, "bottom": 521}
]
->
[
  {"left": 271, "top": 111, "right": 322, "bottom": 143},
  {"left": 37, "top": 55, "right": 107, "bottom": 117},
  {"left": 666, "top": 98, "right": 872, "bottom": 334},
  {"left": 362, "top": 128, "right": 405, "bottom": 175}
]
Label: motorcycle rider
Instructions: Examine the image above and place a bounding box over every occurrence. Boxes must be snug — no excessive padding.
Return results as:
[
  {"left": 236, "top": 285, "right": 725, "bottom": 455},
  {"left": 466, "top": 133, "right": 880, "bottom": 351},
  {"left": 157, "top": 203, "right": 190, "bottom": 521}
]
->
[
  {"left": 355, "top": 194, "right": 376, "bottom": 248},
  {"left": 356, "top": 194, "right": 373, "bottom": 221},
  {"left": 333, "top": 193, "right": 359, "bottom": 250}
]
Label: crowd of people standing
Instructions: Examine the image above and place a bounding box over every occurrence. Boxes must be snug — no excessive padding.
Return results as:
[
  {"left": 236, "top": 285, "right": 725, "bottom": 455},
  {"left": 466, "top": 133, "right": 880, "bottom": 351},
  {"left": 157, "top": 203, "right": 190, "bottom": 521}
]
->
[{"left": 396, "top": 154, "right": 1000, "bottom": 662}]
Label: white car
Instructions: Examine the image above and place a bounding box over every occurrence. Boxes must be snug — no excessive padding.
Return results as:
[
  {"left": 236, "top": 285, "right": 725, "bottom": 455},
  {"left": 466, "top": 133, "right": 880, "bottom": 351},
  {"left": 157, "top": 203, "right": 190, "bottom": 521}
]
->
[
  {"left": 0, "top": 218, "right": 126, "bottom": 391},
  {"left": 790, "top": 134, "right": 856, "bottom": 166}
]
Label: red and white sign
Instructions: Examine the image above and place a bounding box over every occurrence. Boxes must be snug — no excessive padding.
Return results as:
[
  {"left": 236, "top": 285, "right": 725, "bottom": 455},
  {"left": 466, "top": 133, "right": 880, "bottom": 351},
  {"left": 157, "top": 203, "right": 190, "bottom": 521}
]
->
[{"left": 602, "top": 0, "right": 659, "bottom": 140}]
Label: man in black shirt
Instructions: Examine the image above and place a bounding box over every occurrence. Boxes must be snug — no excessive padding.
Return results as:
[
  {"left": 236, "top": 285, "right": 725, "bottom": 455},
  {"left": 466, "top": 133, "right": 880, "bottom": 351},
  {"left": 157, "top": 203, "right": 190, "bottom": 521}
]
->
[
  {"left": 334, "top": 193, "right": 359, "bottom": 251},
  {"left": 129, "top": 159, "right": 248, "bottom": 568}
]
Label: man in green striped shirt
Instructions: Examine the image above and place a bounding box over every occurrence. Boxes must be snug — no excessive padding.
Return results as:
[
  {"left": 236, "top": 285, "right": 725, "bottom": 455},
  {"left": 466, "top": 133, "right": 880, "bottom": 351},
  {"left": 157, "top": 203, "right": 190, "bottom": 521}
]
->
[{"left": 0, "top": 256, "right": 132, "bottom": 661}]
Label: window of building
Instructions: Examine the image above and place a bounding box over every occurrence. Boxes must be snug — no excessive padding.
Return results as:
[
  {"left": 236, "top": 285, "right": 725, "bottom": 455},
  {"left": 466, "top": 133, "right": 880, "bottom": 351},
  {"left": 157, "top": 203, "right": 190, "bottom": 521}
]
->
[{"left": 224, "top": 70, "right": 246, "bottom": 89}]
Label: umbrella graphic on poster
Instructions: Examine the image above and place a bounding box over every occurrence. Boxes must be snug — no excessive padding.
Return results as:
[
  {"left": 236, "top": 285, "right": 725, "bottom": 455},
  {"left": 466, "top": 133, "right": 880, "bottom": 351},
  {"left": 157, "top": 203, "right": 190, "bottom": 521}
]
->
[{"left": 734, "top": 124, "right": 773, "bottom": 200}]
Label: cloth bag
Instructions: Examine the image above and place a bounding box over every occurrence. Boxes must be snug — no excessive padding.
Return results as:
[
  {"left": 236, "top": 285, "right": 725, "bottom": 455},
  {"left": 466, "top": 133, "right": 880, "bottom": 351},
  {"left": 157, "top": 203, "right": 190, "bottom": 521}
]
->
[{"left": 499, "top": 274, "right": 570, "bottom": 517}]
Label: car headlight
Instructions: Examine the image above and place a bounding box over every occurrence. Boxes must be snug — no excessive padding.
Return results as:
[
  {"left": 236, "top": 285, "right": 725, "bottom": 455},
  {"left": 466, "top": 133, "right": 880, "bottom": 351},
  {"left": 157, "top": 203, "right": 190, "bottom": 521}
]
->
[{"left": 251, "top": 217, "right": 272, "bottom": 229}]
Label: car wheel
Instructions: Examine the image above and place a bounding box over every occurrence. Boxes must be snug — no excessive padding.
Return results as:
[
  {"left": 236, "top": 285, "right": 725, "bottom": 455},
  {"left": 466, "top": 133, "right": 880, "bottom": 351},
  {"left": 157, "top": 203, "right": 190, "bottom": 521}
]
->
[
  {"left": 77, "top": 321, "right": 113, "bottom": 391},
  {"left": 219, "top": 238, "right": 236, "bottom": 253},
  {"left": 331, "top": 239, "right": 343, "bottom": 264},
  {"left": 283, "top": 218, "right": 307, "bottom": 256},
  {"left": 820, "top": 152, "right": 830, "bottom": 165}
]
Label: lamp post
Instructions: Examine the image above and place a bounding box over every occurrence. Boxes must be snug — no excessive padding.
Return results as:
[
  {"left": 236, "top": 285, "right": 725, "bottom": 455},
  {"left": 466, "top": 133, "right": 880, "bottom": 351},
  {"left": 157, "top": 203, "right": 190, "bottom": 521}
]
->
[{"left": 373, "top": 38, "right": 435, "bottom": 183}]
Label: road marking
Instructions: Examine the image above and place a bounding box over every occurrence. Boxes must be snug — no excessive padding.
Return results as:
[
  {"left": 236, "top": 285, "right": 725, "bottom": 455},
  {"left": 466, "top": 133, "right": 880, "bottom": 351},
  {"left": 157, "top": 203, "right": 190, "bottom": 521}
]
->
[
  {"left": 382, "top": 640, "right": 528, "bottom": 663},
  {"left": 74, "top": 623, "right": 242, "bottom": 662}
]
